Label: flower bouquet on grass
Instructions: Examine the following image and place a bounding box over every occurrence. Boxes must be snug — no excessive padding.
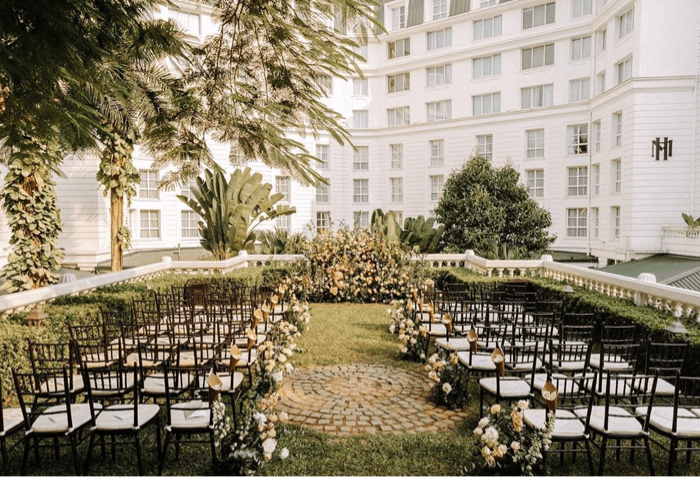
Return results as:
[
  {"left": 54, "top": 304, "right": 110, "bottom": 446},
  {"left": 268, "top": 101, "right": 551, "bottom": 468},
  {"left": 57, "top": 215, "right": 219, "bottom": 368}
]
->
[
  {"left": 468, "top": 401, "right": 555, "bottom": 476},
  {"left": 425, "top": 350, "right": 469, "bottom": 409}
]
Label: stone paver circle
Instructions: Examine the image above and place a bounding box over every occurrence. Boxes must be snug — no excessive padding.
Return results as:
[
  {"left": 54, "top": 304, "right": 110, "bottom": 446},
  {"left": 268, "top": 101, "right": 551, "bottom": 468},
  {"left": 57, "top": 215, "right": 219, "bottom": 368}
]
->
[{"left": 276, "top": 363, "right": 469, "bottom": 436}]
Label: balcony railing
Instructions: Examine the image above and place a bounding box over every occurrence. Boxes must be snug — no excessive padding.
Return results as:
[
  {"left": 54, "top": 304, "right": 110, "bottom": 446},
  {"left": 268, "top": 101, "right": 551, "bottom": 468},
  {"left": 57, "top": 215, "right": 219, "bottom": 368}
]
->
[{"left": 663, "top": 226, "right": 700, "bottom": 239}]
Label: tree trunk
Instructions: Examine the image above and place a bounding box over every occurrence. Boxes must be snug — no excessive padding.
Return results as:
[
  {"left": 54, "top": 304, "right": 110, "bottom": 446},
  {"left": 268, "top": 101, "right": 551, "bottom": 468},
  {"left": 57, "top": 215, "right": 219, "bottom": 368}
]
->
[{"left": 110, "top": 190, "right": 123, "bottom": 272}]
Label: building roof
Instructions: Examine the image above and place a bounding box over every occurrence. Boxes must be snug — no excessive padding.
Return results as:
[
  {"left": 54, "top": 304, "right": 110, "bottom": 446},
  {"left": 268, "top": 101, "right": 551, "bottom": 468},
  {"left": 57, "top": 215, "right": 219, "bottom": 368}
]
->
[{"left": 600, "top": 255, "right": 700, "bottom": 290}]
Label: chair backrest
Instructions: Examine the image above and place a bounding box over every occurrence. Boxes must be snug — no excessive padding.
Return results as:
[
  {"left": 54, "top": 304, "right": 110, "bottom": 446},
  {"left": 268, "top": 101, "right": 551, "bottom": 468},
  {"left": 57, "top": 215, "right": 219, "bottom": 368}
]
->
[
  {"left": 645, "top": 340, "right": 687, "bottom": 376},
  {"left": 560, "top": 324, "right": 595, "bottom": 344},
  {"left": 505, "top": 342, "right": 540, "bottom": 379},
  {"left": 670, "top": 374, "right": 700, "bottom": 433},
  {"left": 600, "top": 324, "right": 639, "bottom": 345},
  {"left": 28, "top": 341, "right": 76, "bottom": 372},
  {"left": 600, "top": 342, "right": 640, "bottom": 373},
  {"left": 68, "top": 324, "right": 105, "bottom": 346},
  {"left": 75, "top": 341, "right": 123, "bottom": 371},
  {"left": 162, "top": 363, "right": 213, "bottom": 427},
  {"left": 82, "top": 358, "right": 136, "bottom": 404},
  {"left": 548, "top": 340, "right": 592, "bottom": 374},
  {"left": 598, "top": 371, "right": 658, "bottom": 434},
  {"left": 541, "top": 372, "right": 597, "bottom": 422},
  {"left": 132, "top": 298, "right": 163, "bottom": 333}
]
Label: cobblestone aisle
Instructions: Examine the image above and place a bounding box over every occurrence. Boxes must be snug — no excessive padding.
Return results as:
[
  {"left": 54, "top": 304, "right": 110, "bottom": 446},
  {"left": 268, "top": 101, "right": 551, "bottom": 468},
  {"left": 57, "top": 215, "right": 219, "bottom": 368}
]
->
[{"left": 276, "top": 363, "right": 469, "bottom": 436}]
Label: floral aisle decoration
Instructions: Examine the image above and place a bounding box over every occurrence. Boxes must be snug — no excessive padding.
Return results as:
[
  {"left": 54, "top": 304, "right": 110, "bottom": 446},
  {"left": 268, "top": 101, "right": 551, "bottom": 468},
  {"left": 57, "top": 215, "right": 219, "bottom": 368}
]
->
[
  {"left": 468, "top": 401, "right": 555, "bottom": 476},
  {"left": 283, "top": 225, "right": 429, "bottom": 303},
  {"left": 425, "top": 350, "right": 469, "bottom": 409},
  {"left": 388, "top": 299, "right": 427, "bottom": 361},
  {"left": 212, "top": 296, "right": 309, "bottom": 475}
]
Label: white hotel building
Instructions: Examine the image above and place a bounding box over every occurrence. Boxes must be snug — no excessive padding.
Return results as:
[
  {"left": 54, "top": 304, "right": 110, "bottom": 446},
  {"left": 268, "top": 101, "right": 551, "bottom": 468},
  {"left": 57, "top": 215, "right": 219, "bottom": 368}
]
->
[{"left": 1, "top": 0, "right": 700, "bottom": 271}]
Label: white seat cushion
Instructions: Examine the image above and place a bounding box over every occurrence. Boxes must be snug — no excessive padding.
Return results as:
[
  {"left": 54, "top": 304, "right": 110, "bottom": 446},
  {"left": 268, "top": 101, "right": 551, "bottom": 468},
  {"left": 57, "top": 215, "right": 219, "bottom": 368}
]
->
[
  {"left": 95, "top": 404, "right": 160, "bottom": 431},
  {"left": 636, "top": 406, "right": 700, "bottom": 437},
  {"left": 692, "top": 408, "right": 700, "bottom": 418},
  {"left": 91, "top": 373, "right": 136, "bottom": 397},
  {"left": 530, "top": 373, "right": 575, "bottom": 393},
  {"left": 126, "top": 353, "right": 168, "bottom": 368},
  {"left": 170, "top": 401, "right": 211, "bottom": 430},
  {"left": 524, "top": 408, "right": 585, "bottom": 438},
  {"left": 143, "top": 373, "right": 192, "bottom": 395},
  {"left": 633, "top": 377, "right": 676, "bottom": 396},
  {"left": 436, "top": 338, "right": 471, "bottom": 351},
  {"left": 575, "top": 406, "right": 642, "bottom": 436},
  {"left": 427, "top": 324, "right": 448, "bottom": 337},
  {"left": 1, "top": 408, "right": 27, "bottom": 436},
  {"left": 32, "top": 403, "right": 101, "bottom": 434},
  {"left": 198, "top": 372, "right": 244, "bottom": 393},
  {"left": 589, "top": 355, "right": 631, "bottom": 371},
  {"left": 479, "top": 377, "right": 531, "bottom": 398},
  {"left": 458, "top": 352, "right": 496, "bottom": 371},
  {"left": 580, "top": 375, "right": 633, "bottom": 397},
  {"left": 510, "top": 358, "right": 542, "bottom": 372},
  {"left": 39, "top": 374, "right": 84, "bottom": 395}
]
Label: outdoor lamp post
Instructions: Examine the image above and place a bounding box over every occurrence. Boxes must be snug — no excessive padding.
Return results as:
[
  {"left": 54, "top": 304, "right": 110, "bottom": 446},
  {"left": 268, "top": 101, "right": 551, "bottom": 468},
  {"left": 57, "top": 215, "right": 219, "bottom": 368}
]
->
[{"left": 665, "top": 320, "right": 689, "bottom": 336}]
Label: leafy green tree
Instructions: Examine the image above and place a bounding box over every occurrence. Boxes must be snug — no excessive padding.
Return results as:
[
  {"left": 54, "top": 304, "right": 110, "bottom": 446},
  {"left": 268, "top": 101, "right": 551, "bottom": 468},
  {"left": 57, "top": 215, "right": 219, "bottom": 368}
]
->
[
  {"left": 0, "top": 0, "right": 167, "bottom": 290},
  {"left": 371, "top": 209, "right": 445, "bottom": 253},
  {"left": 434, "top": 156, "right": 555, "bottom": 259},
  {"left": 155, "top": 0, "right": 380, "bottom": 188},
  {"left": 178, "top": 168, "right": 296, "bottom": 259}
]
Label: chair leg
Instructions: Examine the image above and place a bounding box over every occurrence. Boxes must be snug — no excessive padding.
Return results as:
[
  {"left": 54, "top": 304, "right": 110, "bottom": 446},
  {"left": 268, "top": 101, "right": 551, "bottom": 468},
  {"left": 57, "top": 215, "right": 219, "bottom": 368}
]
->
[
  {"left": 70, "top": 434, "right": 81, "bottom": 476},
  {"left": 209, "top": 431, "right": 217, "bottom": 473},
  {"left": 686, "top": 441, "right": 692, "bottom": 465},
  {"left": 21, "top": 436, "right": 30, "bottom": 476},
  {"left": 155, "top": 417, "right": 162, "bottom": 464},
  {"left": 599, "top": 437, "right": 607, "bottom": 476},
  {"left": 53, "top": 436, "right": 60, "bottom": 461},
  {"left": 668, "top": 437, "right": 677, "bottom": 476},
  {"left": 135, "top": 433, "right": 144, "bottom": 476},
  {"left": 585, "top": 439, "right": 595, "bottom": 476},
  {"left": 84, "top": 432, "right": 96, "bottom": 475},
  {"left": 1, "top": 437, "right": 8, "bottom": 473},
  {"left": 158, "top": 432, "right": 171, "bottom": 476},
  {"left": 644, "top": 436, "right": 655, "bottom": 476},
  {"left": 175, "top": 434, "right": 181, "bottom": 460},
  {"left": 111, "top": 434, "right": 117, "bottom": 461},
  {"left": 33, "top": 436, "right": 39, "bottom": 464}
]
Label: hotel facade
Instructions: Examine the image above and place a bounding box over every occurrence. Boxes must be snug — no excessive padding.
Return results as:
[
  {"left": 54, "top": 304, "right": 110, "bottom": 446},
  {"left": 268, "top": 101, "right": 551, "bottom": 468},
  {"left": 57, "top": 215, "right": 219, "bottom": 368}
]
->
[{"left": 1, "top": 0, "right": 699, "bottom": 270}]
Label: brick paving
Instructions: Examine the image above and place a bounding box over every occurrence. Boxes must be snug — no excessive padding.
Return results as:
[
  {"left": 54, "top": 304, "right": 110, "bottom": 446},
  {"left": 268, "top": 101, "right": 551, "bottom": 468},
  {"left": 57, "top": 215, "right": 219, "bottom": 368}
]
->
[{"left": 276, "top": 364, "right": 469, "bottom": 436}]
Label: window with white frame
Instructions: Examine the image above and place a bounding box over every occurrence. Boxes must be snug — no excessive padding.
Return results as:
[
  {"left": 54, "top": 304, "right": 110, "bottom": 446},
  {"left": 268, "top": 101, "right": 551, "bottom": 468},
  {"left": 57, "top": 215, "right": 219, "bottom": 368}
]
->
[
  {"left": 180, "top": 178, "right": 198, "bottom": 201},
  {"left": 316, "top": 144, "right": 330, "bottom": 170},
  {"left": 427, "top": 64, "right": 452, "bottom": 86},
  {"left": 388, "top": 38, "right": 410, "bottom": 59},
  {"left": 473, "top": 54, "right": 501, "bottom": 79},
  {"left": 591, "top": 207, "right": 599, "bottom": 238},
  {"left": 427, "top": 100, "right": 452, "bottom": 121},
  {"left": 169, "top": 9, "right": 201, "bottom": 36},
  {"left": 597, "top": 71, "right": 606, "bottom": 94},
  {"left": 526, "top": 129, "right": 545, "bottom": 158},
  {"left": 316, "top": 75, "right": 332, "bottom": 96},
  {"left": 615, "top": 57, "right": 632, "bottom": 84},
  {"left": 614, "top": 112, "right": 622, "bottom": 146},
  {"left": 474, "top": 15, "right": 502, "bottom": 40},
  {"left": 566, "top": 208, "right": 587, "bottom": 237},
  {"left": 427, "top": 28, "right": 452, "bottom": 51},
  {"left": 181, "top": 210, "right": 199, "bottom": 238},
  {"left": 476, "top": 134, "right": 493, "bottom": 161},
  {"left": 275, "top": 176, "right": 291, "bottom": 202},
  {"left": 353, "top": 211, "right": 369, "bottom": 229},
  {"left": 430, "top": 175, "right": 444, "bottom": 201},
  {"left": 598, "top": 29, "right": 607, "bottom": 52},
  {"left": 140, "top": 210, "right": 160, "bottom": 239},
  {"left": 430, "top": 139, "right": 445, "bottom": 166},
  {"left": 572, "top": 0, "right": 592, "bottom": 18},
  {"left": 611, "top": 159, "right": 621, "bottom": 193},
  {"left": 433, "top": 0, "right": 447, "bottom": 19},
  {"left": 138, "top": 170, "right": 159, "bottom": 199},
  {"left": 480, "top": 0, "right": 497, "bottom": 7},
  {"left": 391, "top": 177, "right": 403, "bottom": 202},
  {"left": 521, "top": 84, "right": 553, "bottom": 109},
  {"left": 567, "top": 166, "right": 588, "bottom": 196},
  {"left": 617, "top": 8, "right": 634, "bottom": 39},
  {"left": 473, "top": 92, "right": 501, "bottom": 116},
  {"left": 275, "top": 215, "right": 291, "bottom": 232},
  {"left": 522, "top": 3, "right": 556, "bottom": 30},
  {"left": 612, "top": 206, "right": 620, "bottom": 238},
  {"left": 571, "top": 36, "right": 591, "bottom": 60},
  {"left": 353, "top": 146, "right": 369, "bottom": 170},
  {"left": 567, "top": 124, "right": 588, "bottom": 155},
  {"left": 526, "top": 169, "right": 544, "bottom": 198},
  {"left": 569, "top": 78, "right": 590, "bottom": 103},
  {"left": 390, "top": 144, "right": 403, "bottom": 169},
  {"left": 593, "top": 121, "right": 601, "bottom": 152},
  {"left": 592, "top": 163, "right": 600, "bottom": 195},
  {"left": 522, "top": 44, "right": 555, "bottom": 70},
  {"left": 391, "top": 210, "right": 404, "bottom": 224},
  {"left": 316, "top": 181, "right": 330, "bottom": 203},
  {"left": 353, "top": 179, "right": 368, "bottom": 202},
  {"left": 353, "top": 78, "right": 368, "bottom": 96},
  {"left": 353, "top": 110, "right": 368, "bottom": 128},
  {"left": 387, "top": 106, "right": 410, "bottom": 126},
  {"left": 387, "top": 72, "right": 410, "bottom": 93},
  {"left": 316, "top": 211, "right": 331, "bottom": 230},
  {"left": 352, "top": 43, "right": 368, "bottom": 60},
  {"left": 391, "top": 6, "right": 406, "bottom": 30}
]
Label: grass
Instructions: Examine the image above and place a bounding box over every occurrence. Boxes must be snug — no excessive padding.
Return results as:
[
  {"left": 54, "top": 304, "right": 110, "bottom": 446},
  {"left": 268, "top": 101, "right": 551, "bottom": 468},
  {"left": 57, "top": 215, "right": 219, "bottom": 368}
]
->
[{"left": 6, "top": 303, "right": 700, "bottom": 475}]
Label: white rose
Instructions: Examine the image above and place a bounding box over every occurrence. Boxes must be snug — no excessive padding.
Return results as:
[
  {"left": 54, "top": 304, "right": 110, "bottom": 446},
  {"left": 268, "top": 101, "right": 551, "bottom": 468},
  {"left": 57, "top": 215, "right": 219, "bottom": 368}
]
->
[
  {"left": 279, "top": 412, "right": 289, "bottom": 422},
  {"left": 262, "top": 438, "right": 277, "bottom": 455},
  {"left": 272, "top": 371, "right": 283, "bottom": 382},
  {"left": 280, "top": 447, "right": 289, "bottom": 459},
  {"left": 490, "top": 404, "right": 501, "bottom": 415},
  {"left": 442, "top": 382, "right": 452, "bottom": 395},
  {"left": 517, "top": 400, "right": 529, "bottom": 410},
  {"left": 478, "top": 417, "right": 490, "bottom": 428},
  {"left": 511, "top": 441, "right": 521, "bottom": 452},
  {"left": 474, "top": 427, "right": 484, "bottom": 438}
]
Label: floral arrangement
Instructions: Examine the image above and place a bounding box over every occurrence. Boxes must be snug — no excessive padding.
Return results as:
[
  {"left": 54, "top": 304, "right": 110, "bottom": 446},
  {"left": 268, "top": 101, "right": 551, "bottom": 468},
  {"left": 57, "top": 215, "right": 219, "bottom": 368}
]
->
[
  {"left": 283, "top": 225, "right": 429, "bottom": 303},
  {"left": 425, "top": 350, "right": 469, "bottom": 409},
  {"left": 469, "top": 401, "right": 555, "bottom": 476},
  {"left": 212, "top": 296, "right": 310, "bottom": 475},
  {"left": 388, "top": 299, "right": 427, "bottom": 361}
]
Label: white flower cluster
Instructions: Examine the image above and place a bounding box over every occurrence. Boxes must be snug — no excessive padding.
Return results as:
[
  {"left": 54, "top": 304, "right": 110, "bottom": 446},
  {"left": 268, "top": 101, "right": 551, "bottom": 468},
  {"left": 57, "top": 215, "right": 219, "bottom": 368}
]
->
[{"left": 212, "top": 396, "right": 232, "bottom": 447}]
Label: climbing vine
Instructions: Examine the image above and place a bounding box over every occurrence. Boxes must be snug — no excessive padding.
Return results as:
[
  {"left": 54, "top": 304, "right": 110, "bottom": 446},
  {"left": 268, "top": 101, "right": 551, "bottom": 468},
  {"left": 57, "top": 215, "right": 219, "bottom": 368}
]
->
[{"left": 1, "top": 135, "right": 65, "bottom": 292}]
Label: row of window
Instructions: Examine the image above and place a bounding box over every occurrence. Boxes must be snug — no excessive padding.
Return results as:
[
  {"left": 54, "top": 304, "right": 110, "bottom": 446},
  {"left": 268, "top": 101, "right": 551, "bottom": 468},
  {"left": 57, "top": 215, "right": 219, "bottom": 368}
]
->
[
  {"left": 525, "top": 160, "right": 622, "bottom": 199},
  {"left": 312, "top": 176, "right": 445, "bottom": 205},
  {"left": 566, "top": 206, "right": 621, "bottom": 239}
]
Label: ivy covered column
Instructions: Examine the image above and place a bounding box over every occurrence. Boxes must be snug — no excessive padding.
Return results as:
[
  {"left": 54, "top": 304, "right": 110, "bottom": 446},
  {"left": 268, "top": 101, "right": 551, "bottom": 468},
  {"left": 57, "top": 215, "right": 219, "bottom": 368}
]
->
[
  {"left": 1, "top": 136, "right": 65, "bottom": 291},
  {"left": 96, "top": 127, "right": 140, "bottom": 272}
]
